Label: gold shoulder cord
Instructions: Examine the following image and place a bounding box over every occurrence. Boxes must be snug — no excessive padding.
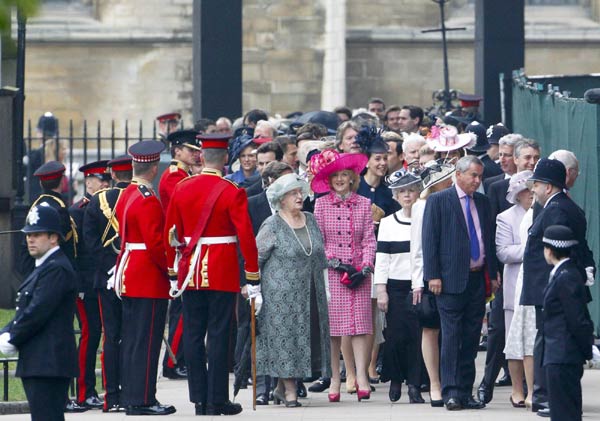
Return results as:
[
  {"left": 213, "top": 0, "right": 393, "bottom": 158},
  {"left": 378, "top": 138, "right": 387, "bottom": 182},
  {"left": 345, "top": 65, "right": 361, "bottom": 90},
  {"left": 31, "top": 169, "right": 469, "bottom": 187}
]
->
[{"left": 32, "top": 194, "right": 78, "bottom": 256}]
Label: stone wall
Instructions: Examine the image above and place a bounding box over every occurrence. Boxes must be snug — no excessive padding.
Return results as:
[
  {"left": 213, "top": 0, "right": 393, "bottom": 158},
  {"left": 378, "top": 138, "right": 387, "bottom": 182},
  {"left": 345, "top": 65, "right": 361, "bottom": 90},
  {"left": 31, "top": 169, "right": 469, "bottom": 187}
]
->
[{"left": 242, "top": 0, "right": 326, "bottom": 115}]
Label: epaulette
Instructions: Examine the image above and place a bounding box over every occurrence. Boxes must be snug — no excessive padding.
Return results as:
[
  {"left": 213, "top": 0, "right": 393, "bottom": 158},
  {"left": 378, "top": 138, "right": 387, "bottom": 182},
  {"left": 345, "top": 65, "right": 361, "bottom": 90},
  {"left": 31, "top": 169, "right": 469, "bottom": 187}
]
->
[
  {"left": 223, "top": 178, "right": 239, "bottom": 188},
  {"left": 177, "top": 173, "right": 200, "bottom": 186},
  {"left": 92, "top": 187, "right": 111, "bottom": 197},
  {"left": 78, "top": 197, "right": 90, "bottom": 208},
  {"left": 137, "top": 184, "right": 154, "bottom": 198},
  {"left": 169, "top": 164, "right": 179, "bottom": 173}
]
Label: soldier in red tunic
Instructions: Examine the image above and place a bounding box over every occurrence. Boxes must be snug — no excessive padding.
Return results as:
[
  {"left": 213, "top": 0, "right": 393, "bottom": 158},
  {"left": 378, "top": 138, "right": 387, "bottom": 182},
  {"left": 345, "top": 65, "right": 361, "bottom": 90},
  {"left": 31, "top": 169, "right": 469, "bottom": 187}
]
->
[
  {"left": 164, "top": 133, "right": 261, "bottom": 416},
  {"left": 114, "top": 140, "right": 176, "bottom": 416}
]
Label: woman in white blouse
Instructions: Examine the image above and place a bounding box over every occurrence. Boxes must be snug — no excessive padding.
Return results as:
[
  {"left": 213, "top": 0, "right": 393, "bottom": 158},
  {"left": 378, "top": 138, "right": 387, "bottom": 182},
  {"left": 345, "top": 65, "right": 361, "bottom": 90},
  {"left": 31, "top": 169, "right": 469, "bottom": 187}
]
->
[{"left": 375, "top": 172, "right": 424, "bottom": 404}]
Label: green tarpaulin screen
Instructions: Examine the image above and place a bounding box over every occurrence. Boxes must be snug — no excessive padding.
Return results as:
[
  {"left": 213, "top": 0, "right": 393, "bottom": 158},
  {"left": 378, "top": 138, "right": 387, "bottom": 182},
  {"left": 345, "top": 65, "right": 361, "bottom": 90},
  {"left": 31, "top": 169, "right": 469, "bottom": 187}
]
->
[{"left": 512, "top": 73, "right": 600, "bottom": 334}]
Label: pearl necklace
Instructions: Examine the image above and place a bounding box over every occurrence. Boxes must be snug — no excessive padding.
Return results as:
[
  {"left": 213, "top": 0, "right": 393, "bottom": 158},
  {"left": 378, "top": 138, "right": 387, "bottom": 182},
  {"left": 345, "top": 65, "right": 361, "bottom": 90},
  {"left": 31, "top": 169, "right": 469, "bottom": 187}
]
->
[{"left": 278, "top": 213, "right": 313, "bottom": 257}]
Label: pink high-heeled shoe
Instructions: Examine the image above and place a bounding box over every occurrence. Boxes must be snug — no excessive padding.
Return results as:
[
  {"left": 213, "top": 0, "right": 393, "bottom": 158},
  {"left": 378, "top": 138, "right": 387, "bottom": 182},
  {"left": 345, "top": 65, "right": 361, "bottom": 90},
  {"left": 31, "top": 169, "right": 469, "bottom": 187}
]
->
[
  {"left": 328, "top": 393, "right": 340, "bottom": 402},
  {"left": 357, "top": 388, "right": 371, "bottom": 401}
]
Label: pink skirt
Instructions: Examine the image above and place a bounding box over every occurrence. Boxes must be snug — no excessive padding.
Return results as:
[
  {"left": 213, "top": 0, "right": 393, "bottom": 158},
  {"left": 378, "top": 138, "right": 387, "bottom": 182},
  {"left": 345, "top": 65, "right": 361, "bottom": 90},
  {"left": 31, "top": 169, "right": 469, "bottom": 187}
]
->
[{"left": 327, "top": 268, "right": 373, "bottom": 336}]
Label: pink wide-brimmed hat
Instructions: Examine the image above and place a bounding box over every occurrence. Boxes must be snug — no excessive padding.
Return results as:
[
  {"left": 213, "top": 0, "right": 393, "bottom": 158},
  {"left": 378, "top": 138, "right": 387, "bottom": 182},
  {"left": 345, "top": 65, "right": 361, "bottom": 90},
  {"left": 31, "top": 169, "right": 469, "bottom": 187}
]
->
[
  {"left": 310, "top": 150, "right": 368, "bottom": 193},
  {"left": 429, "top": 125, "right": 476, "bottom": 153}
]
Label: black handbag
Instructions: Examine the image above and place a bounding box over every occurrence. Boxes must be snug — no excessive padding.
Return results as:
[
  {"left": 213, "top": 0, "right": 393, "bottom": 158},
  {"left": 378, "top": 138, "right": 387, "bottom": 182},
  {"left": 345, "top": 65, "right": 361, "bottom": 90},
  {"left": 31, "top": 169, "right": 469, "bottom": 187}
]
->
[{"left": 407, "top": 290, "right": 440, "bottom": 328}]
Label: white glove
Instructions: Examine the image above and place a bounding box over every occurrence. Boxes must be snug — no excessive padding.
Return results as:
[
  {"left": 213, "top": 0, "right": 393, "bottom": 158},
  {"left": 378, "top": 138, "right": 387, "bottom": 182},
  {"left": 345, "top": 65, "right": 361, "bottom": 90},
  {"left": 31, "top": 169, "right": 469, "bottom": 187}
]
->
[
  {"left": 246, "top": 285, "right": 262, "bottom": 315},
  {"left": 78, "top": 293, "right": 85, "bottom": 300},
  {"left": 252, "top": 293, "right": 263, "bottom": 316},
  {"left": 169, "top": 280, "right": 179, "bottom": 297},
  {"left": 585, "top": 266, "right": 595, "bottom": 286},
  {"left": 0, "top": 332, "right": 17, "bottom": 356},
  {"left": 106, "top": 266, "right": 116, "bottom": 290}
]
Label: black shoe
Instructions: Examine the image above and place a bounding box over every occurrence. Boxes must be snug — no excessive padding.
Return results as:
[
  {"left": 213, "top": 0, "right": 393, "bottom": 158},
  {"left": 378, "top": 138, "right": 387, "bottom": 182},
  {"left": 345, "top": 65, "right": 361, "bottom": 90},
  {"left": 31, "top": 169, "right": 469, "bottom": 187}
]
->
[
  {"left": 308, "top": 377, "right": 330, "bottom": 392},
  {"left": 532, "top": 402, "right": 548, "bottom": 413},
  {"left": 303, "top": 375, "right": 319, "bottom": 383},
  {"left": 430, "top": 398, "right": 444, "bottom": 407},
  {"left": 163, "top": 366, "right": 187, "bottom": 379},
  {"left": 369, "top": 376, "right": 380, "bottom": 384},
  {"left": 82, "top": 395, "right": 104, "bottom": 409},
  {"left": 126, "top": 404, "right": 176, "bottom": 415},
  {"left": 537, "top": 408, "right": 551, "bottom": 418},
  {"left": 388, "top": 381, "right": 401, "bottom": 402},
  {"left": 268, "top": 390, "right": 274, "bottom": 401},
  {"left": 195, "top": 403, "right": 206, "bottom": 416},
  {"left": 463, "top": 396, "right": 485, "bottom": 410},
  {"left": 445, "top": 398, "right": 462, "bottom": 411},
  {"left": 477, "top": 385, "right": 493, "bottom": 404},
  {"left": 256, "top": 394, "right": 269, "bottom": 406},
  {"left": 206, "top": 401, "right": 242, "bottom": 416},
  {"left": 495, "top": 373, "right": 512, "bottom": 387},
  {"left": 420, "top": 383, "right": 430, "bottom": 392},
  {"left": 478, "top": 337, "right": 488, "bottom": 351},
  {"left": 408, "top": 385, "right": 425, "bottom": 404},
  {"left": 296, "top": 381, "right": 307, "bottom": 398},
  {"left": 103, "top": 403, "right": 125, "bottom": 413},
  {"left": 65, "top": 400, "right": 89, "bottom": 413}
]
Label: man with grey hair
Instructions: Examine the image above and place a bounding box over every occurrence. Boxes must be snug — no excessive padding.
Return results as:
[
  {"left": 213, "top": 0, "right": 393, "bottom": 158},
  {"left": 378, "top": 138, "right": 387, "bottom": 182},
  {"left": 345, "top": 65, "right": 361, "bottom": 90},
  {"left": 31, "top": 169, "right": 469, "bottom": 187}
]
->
[
  {"left": 423, "top": 155, "right": 497, "bottom": 410},
  {"left": 483, "top": 133, "right": 523, "bottom": 193},
  {"left": 548, "top": 149, "right": 579, "bottom": 190},
  {"left": 402, "top": 133, "right": 427, "bottom": 168}
]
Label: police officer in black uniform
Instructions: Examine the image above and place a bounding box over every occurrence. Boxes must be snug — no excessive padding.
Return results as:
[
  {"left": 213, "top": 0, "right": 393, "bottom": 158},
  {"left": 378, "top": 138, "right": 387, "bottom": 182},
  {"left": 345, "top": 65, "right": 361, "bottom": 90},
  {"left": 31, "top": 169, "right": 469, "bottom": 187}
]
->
[
  {"left": 69, "top": 160, "right": 111, "bottom": 409},
  {"left": 541, "top": 225, "right": 594, "bottom": 421},
  {"left": 0, "top": 205, "right": 78, "bottom": 421},
  {"left": 82, "top": 155, "right": 133, "bottom": 412}
]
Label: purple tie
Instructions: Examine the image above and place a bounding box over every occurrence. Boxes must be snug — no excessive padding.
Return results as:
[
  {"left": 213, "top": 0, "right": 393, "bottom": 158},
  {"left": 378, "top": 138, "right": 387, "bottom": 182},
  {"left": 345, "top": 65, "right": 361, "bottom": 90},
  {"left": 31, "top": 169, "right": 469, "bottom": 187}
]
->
[{"left": 465, "top": 195, "right": 480, "bottom": 261}]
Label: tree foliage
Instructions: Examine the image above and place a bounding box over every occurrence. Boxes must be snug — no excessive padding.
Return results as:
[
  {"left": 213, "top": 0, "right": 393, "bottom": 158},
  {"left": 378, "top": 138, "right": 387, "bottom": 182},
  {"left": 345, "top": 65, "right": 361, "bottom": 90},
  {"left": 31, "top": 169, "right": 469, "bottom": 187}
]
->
[{"left": 0, "top": 0, "right": 39, "bottom": 33}]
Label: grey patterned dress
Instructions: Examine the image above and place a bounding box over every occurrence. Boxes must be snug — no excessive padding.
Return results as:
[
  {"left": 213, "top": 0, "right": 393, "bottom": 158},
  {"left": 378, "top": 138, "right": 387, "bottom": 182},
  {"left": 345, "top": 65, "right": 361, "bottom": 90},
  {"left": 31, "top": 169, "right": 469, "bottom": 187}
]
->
[{"left": 255, "top": 212, "right": 332, "bottom": 379}]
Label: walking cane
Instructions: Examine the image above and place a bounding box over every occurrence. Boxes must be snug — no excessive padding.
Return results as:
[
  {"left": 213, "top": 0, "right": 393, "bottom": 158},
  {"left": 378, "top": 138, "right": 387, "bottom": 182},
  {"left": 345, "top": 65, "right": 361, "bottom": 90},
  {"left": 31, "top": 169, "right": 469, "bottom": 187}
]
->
[{"left": 251, "top": 297, "right": 257, "bottom": 411}]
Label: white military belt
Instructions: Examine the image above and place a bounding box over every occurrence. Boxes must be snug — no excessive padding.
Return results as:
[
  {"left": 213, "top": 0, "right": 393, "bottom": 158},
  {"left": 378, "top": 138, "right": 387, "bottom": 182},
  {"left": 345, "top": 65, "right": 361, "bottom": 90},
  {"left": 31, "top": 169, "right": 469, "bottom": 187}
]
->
[
  {"left": 125, "top": 242, "right": 147, "bottom": 250},
  {"left": 183, "top": 235, "right": 237, "bottom": 245}
]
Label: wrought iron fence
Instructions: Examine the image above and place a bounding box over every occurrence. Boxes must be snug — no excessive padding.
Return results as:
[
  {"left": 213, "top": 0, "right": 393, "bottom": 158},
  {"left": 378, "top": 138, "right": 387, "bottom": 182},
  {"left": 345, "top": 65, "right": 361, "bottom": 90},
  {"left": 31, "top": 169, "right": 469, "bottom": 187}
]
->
[{"left": 23, "top": 119, "right": 178, "bottom": 205}]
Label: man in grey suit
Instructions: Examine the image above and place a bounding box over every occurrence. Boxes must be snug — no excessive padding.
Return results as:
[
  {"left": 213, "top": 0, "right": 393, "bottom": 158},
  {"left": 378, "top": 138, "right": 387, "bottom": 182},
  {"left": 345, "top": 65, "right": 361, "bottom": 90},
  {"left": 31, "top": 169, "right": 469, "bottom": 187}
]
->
[{"left": 423, "top": 155, "right": 498, "bottom": 411}]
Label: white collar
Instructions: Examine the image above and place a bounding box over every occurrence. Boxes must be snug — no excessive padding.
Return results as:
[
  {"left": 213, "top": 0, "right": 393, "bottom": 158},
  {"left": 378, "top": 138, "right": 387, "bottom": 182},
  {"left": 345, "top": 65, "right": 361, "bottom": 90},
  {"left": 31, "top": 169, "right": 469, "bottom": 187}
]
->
[
  {"left": 543, "top": 191, "right": 562, "bottom": 208},
  {"left": 550, "top": 257, "right": 570, "bottom": 279},
  {"left": 35, "top": 246, "right": 60, "bottom": 267}
]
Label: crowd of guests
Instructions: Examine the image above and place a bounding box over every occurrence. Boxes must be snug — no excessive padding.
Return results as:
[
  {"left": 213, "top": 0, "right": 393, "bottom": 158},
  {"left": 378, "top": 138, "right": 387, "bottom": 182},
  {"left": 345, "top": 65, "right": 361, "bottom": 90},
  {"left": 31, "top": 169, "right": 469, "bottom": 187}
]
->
[{"left": 3, "top": 98, "right": 596, "bottom": 420}]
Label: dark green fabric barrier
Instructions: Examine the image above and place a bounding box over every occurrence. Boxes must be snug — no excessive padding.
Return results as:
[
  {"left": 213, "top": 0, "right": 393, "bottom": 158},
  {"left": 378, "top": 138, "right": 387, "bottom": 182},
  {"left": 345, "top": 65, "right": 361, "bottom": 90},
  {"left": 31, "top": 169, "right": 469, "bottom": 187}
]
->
[{"left": 512, "top": 78, "right": 600, "bottom": 333}]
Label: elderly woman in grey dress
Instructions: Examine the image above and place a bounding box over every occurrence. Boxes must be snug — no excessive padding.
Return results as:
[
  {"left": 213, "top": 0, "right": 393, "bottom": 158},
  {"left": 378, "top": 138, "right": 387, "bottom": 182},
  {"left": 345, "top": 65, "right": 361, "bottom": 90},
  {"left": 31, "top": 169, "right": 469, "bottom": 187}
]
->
[{"left": 255, "top": 173, "right": 331, "bottom": 408}]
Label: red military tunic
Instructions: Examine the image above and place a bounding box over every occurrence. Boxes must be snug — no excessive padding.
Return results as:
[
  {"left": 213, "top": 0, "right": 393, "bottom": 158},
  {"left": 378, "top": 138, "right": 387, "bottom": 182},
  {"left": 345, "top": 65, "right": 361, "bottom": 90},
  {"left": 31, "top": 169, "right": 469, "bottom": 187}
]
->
[
  {"left": 164, "top": 168, "right": 259, "bottom": 292},
  {"left": 158, "top": 160, "right": 189, "bottom": 213},
  {"left": 115, "top": 178, "right": 170, "bottom": 299}
]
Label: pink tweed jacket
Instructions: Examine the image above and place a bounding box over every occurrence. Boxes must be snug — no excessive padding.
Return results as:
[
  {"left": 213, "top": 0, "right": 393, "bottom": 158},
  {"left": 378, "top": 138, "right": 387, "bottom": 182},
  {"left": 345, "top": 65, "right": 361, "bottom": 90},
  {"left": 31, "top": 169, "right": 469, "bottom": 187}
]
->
[{"left": 314, "top": 192, "right": 376, "bottom": 336}]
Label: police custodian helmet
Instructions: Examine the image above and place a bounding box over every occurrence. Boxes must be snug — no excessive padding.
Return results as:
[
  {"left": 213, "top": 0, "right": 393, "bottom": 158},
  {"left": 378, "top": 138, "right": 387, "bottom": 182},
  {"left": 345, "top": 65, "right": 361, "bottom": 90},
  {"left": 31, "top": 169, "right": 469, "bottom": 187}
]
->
[{"left": 22, "top": 204, "right": 64, "bottom": 240}]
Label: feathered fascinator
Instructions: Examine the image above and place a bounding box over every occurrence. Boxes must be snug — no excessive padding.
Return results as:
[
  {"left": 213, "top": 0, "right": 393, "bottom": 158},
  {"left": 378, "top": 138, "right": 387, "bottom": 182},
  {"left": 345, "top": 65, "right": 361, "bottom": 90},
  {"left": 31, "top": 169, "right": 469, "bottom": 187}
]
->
[
  {"left": 228, "top": 134, "right": 256, "bottom": 164},
  {"left": 354, "top": 125, "right": 389, "bottom": 154}
]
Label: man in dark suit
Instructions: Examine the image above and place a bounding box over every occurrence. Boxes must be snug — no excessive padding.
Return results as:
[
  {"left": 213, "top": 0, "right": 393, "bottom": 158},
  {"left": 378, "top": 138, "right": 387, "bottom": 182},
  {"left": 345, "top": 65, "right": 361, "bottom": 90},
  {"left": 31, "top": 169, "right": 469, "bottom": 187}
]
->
[
  {"left": 0, "top": 205, "right": 78, "bottom": 421},
  {"left": 478, "top": 136, "right": 538, "bottom": 403},
  {"left": 423, "top": 155, "right": 498, "bottom": 410},
  {"left": 541, "top": 225, "right": 593, "bottom": 421},
  {"left": 521, "top": 158, "right": 595, "bottom": 417}
]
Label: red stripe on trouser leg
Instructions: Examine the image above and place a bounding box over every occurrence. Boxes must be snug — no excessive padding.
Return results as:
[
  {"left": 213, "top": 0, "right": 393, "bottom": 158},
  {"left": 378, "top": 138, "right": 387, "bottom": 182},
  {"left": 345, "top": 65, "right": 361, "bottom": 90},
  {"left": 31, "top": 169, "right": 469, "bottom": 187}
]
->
[
  {"left": 167, "top": 316, "right": 184, "bottom": 369},
  {"left": 144, "top": 301, "right": 156, "bottom": 405},
  {"left": 76, "top": 298, "right": 89, "bottom": 404},
  {"left": 97, "top": 293, "right": 109, "bottom": 411}
]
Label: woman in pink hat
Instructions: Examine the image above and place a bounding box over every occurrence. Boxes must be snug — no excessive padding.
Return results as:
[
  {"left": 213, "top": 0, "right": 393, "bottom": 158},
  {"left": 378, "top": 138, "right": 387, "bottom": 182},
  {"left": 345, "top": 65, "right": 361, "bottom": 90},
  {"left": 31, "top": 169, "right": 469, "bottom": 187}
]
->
[
  {"left": 428, "top": 125, "right": 475, "bottom": 165},
  {"left": 312, "top": 150, "right": 375, "bottom": 403}
]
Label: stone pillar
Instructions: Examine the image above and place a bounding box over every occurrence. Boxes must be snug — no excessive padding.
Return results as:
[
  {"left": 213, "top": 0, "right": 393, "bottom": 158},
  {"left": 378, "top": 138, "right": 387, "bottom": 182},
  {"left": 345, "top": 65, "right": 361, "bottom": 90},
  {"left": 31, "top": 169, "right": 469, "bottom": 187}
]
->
[{"left": 321, "top": 0, "right": 346, "bottom": 110}]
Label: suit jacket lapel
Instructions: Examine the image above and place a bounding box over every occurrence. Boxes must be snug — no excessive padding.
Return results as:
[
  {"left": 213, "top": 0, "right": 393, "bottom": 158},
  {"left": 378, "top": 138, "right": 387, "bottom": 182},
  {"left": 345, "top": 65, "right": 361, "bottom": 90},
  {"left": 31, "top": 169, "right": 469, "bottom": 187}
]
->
[{"left": 449, "top": 188, "right": 468, "bottom": 234}]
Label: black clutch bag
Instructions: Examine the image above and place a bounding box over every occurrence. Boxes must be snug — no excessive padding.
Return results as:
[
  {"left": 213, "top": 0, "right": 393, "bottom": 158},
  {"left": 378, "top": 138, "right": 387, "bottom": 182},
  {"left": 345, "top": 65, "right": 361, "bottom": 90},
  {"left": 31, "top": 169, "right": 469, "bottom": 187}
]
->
[{"left": 407, "top": 290, "right": 440, "bottom": 328}]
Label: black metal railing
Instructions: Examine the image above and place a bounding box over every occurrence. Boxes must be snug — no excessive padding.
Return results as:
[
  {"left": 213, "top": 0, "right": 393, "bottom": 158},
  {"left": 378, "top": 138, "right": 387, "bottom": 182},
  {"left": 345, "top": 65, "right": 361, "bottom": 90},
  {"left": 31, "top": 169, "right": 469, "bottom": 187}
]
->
[{"left": 22, "top": 119, "right": 179, "bottom": 205}]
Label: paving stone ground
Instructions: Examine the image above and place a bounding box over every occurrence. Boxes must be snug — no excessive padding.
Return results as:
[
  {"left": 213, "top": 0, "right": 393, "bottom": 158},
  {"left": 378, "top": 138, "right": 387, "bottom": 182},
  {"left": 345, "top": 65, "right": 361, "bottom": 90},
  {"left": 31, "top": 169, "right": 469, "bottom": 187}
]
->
[{"left": 2, "top": 352, "right": 599, "bottom": 420}]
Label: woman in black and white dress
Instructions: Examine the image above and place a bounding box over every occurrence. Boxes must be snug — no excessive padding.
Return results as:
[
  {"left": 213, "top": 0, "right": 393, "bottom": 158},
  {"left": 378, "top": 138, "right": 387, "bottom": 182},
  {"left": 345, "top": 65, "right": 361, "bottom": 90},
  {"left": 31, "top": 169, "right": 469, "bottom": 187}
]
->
[{"left": 374, "top": 171, "right": 425, "bottom": 404}]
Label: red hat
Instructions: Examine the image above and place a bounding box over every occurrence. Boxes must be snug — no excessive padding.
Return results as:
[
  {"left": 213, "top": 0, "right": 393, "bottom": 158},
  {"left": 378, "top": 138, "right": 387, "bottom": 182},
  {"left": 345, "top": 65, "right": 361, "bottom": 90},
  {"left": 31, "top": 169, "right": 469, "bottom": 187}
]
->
[
  {"left": 33, "top": 160, "right": 66, "bottom": 181},
  {"left": 79, "top": 160, "right": 111, "bottom": 181},
  {"left": 310, "top": 150, "right": 368, "bottom": 194},
  {"left": 252, "top": 136, "right": 272, "bottom": 145},
  {"left": 457, "top": 93, "right": 483, "bottom": 108},
  {"left": 196, "top": 133, "right": 231, "bottom": 149},
  {"left": 128, "top": 140, "right": 165, "bottom": 163},
  {"left": 156, "top": 112, "right": 181, "bottom": 123},
  {"left": 107, "top": 155, "right": 133, "bottom": 172}
]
